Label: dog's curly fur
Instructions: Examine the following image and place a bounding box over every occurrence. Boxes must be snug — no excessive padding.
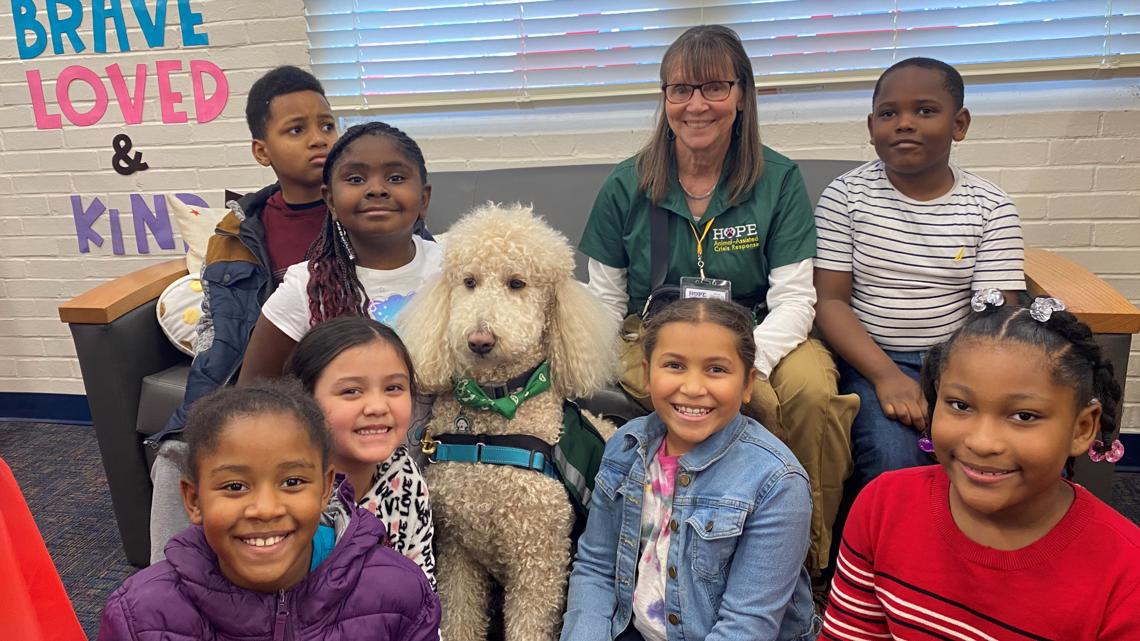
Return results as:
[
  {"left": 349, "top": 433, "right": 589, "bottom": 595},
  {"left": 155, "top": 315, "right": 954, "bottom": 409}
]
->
[{"left": 400, "top": 203, "right": 618, "bottom": 641}]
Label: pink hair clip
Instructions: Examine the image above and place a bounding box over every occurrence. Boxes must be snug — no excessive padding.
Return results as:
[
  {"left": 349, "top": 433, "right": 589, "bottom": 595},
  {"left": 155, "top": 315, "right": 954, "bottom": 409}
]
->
[{"left": 1088, "top": 439, "right": 1125, "bottom": 463}]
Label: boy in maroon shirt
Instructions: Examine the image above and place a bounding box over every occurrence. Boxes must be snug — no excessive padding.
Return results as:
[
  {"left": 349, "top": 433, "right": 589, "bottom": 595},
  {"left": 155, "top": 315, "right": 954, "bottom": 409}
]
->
[{"left": 147, "top": 66, "right": 338, "bottom": 563}]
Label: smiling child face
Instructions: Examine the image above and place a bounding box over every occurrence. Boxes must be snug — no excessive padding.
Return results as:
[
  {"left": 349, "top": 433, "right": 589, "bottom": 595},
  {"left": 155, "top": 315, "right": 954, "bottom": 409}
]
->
[
  {"left": 932, "top": 339, "right": 1099, "bottom": 539},
  {"left": 323, "top": 134, "right": 430, "bottom": 249},
  {"left": 644, "top": 321, "right": 755, "bottom": 456},
  {"left": 313, "top": 340, "right": 413, "bottom": 472},
  {"left": 181, "top": 412, "right": 333, "bottom": 593},
  {"left": 868, "top": 65, "right": 969, "bottom": 186}
]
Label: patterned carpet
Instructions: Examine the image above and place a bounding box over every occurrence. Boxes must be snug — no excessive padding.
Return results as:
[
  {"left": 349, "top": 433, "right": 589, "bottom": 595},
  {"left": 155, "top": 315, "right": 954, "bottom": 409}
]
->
[
  {"left": 1, "top": 422, "right": 136, "bottom": 639},
  {"left": 2, "top": 420, "right": 1140, "bottom": 639}
]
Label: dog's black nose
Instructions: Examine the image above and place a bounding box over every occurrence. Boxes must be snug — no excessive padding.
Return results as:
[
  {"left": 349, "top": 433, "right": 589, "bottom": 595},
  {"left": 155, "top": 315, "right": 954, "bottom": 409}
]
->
[{"left": 468, "top": 334, "right": 495, "bottom": 355}]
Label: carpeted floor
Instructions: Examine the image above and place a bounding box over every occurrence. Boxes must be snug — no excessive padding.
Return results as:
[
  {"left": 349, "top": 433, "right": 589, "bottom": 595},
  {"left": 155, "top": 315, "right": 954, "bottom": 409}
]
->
[
  {"left": 3, "top": 420, "right": 1140, "bottom": 639},
  {"left": 1, "top": 422, "right": 136, "bottom": 639}
]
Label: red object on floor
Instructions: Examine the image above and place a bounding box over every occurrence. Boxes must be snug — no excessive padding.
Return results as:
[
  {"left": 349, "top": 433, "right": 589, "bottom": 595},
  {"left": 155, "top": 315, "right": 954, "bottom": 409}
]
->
[{"left": 0, "top": 457, "right": 86, "bottom": 641}]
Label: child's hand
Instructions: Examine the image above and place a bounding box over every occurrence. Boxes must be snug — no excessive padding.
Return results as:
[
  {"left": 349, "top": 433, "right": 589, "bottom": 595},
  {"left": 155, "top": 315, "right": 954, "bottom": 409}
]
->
[{"left": 873, "top": 372, "right": 927, "bottom": 431}]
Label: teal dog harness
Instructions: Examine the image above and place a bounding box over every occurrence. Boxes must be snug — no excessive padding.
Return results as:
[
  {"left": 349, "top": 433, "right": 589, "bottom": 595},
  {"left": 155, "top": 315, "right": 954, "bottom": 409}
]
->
[
  {"left": 427, "top": 432, "right": 559, "bottom": 480},
  {"left": 423, "top": 361, "right": 605, "bottom": 525}
]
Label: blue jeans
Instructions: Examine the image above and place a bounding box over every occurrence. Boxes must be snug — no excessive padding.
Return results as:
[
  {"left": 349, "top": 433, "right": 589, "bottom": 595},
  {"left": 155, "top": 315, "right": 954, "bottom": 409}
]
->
[{"left": 838, "top": 350, "right": 935, "bottom": 490}]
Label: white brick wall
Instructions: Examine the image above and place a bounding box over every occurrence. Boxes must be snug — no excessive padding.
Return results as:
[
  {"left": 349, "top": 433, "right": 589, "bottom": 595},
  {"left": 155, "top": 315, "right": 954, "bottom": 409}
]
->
[
  {"left": 0, "top": 2, "right": 1138, "bottom": 431},
  {"left": 0, "top": 0, "right": 300, "bottom": 397}
]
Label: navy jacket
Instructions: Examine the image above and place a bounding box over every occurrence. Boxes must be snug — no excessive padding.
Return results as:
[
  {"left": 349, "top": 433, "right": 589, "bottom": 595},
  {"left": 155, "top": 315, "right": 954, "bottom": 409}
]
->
[{"left": 153, "top": 183, "right": 279, "bottom": 442}]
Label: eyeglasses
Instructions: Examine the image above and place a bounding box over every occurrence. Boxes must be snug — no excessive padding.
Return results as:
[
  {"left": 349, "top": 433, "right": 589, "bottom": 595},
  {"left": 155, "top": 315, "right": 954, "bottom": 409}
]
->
[{"left": 662, "top": 80, "right": 737, "bottom": 104}]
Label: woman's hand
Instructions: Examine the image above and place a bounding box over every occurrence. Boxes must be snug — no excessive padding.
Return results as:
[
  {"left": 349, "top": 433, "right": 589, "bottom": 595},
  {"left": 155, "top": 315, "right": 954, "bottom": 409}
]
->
[{"left": 872, "top": 370, "right": 927, "bottom": 430}]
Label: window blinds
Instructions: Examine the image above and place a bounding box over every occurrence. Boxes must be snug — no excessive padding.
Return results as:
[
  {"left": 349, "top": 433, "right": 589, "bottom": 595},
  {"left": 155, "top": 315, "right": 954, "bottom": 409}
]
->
[{"left": 304, "top": 0, "right": 1140, "bottom": 109}]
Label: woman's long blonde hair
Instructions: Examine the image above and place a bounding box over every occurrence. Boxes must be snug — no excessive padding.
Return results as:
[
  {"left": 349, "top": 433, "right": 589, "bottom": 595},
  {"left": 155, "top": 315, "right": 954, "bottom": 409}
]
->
[{"left": 636, "top": 25, "right": 763, "bottom": 206}]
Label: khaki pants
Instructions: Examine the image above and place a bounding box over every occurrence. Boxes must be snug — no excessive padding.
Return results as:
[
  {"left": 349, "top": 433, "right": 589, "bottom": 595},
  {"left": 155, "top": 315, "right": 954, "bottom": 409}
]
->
[{"left": 619, "top": 317, "right": 857, "bottom": 572}]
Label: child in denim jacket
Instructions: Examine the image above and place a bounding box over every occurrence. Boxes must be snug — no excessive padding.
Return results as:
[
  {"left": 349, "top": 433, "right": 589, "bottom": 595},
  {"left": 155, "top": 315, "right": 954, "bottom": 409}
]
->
[{"left": 562, "top": 299, "right": 817, "bottom": 641}]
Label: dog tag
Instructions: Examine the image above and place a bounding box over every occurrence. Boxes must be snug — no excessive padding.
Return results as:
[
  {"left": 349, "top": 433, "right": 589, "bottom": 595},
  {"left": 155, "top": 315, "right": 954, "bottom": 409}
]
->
[
  {"left": 680, "top": 277, "right": 731, "bottom": 301},
  {"left": 454, "top": 415, "right": 472, "bottom": 433}
]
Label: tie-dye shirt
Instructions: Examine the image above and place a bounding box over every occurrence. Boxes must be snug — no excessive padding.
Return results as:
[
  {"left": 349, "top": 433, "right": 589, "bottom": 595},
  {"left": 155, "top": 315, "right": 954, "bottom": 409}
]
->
[
  {"left": 632, "top": 442, "right": 680, "bottom": 641},
  {"left": 357, "top": 445, "right": 437, "bottom": 590}
]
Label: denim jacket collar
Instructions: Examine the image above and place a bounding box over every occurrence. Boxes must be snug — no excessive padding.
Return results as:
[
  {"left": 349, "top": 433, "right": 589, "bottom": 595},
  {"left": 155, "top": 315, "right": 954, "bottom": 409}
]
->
[{"left": 621, "top": 412, "right": 747, "bottom": 472}]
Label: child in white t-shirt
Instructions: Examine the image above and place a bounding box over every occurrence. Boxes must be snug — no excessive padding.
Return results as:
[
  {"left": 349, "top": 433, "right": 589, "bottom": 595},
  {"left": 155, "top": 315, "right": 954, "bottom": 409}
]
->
[
  {"left": 264, "top": 235, "right": 440, "bottom": 341},
  {"left": 239, "top": 122, "right": 442, "bottom": 382}
]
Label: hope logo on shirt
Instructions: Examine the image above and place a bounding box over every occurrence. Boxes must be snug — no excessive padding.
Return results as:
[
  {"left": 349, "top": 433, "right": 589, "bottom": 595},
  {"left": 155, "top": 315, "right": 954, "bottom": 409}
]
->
[
  {"left": 711, "top": 223, "right": 759, "bottom": 253},
  {"left": 369, "top": 293, "right": 413, "bottom": 327}
]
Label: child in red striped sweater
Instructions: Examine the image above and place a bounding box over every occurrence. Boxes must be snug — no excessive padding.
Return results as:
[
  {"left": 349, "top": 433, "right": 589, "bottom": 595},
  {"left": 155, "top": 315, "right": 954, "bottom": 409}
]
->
[{"left": 821, "top": 293, "right": 1140, "bottom": 641}]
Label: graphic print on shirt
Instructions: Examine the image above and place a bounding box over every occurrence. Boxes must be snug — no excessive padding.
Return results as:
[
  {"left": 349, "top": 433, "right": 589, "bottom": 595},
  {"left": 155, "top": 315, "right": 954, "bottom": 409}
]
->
[
  {"left": 368, "top": 293, "right": 413, "bottom": 327},
  {"left": 632, "top": 444, "right": 680, "bottom": 641},
  {"left": 711, "top": 223, "right": 760, "bottom": 253},
  {"left": 358, "top": 446, "right": 437, "bottom": 590}
]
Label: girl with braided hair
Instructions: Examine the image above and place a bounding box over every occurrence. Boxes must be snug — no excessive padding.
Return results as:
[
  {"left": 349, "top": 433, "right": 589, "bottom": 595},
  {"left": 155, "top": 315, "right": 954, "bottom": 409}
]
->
[
  {"left": 239, "top": 122, "right": 442, "bottom": 384},
  {"left": 821, "top": 293, "right": 1140, "bottom": 641}
]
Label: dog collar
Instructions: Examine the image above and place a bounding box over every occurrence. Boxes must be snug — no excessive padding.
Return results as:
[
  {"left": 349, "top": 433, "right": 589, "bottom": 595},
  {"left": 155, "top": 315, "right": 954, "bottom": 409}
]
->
[{"left": 482, "top": 362, "right": 546, "bottom": 400}]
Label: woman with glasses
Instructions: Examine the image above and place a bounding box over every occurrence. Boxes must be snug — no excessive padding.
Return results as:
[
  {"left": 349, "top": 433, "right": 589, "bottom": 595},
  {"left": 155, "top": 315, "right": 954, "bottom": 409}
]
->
[{"left": 578, "top": 24, "right": 856, "bottom": 595}]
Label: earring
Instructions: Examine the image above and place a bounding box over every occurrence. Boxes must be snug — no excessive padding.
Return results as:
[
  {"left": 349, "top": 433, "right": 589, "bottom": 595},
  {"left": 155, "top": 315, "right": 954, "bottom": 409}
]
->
[
  {"left": 732, "top": 117, "right": 742, "bottom": 138},
  {"left": 666, "top": 128, "right": 676, "bottom": 141},
  {"left": 335, "top": 220, "right": 356, "bottom": 261},
  {"left": 918, "top": 432, "right": 934, "bottom": 453}
]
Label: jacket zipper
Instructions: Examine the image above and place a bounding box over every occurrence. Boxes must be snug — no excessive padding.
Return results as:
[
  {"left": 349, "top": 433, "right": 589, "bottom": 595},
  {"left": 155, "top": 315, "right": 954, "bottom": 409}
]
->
[{"left": 273, "top": 589, "right": 288, "bottom": 641}]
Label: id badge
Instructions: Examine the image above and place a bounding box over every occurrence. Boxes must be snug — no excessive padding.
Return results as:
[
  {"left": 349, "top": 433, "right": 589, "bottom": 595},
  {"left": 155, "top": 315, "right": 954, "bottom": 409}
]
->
[{"left": 680, "top": 277, "right": 732, "bottom": 301}]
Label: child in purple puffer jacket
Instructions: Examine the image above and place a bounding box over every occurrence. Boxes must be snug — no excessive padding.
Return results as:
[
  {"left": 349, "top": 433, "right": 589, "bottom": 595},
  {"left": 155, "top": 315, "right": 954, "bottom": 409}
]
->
[{"left": 97, "top": 381, "right": 440, "bottom": 641}]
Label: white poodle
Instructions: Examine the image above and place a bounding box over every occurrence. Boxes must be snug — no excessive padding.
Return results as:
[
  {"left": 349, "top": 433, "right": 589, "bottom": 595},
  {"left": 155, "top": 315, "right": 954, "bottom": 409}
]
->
[{"left": 400, "top": 202, "right": 618, "bottom": 641}]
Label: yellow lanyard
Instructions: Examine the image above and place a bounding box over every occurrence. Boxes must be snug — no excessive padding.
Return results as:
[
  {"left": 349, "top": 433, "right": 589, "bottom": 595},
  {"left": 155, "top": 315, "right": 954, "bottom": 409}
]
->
[{"left": 688, "top": 218, "right": 714, "bottom": 278}]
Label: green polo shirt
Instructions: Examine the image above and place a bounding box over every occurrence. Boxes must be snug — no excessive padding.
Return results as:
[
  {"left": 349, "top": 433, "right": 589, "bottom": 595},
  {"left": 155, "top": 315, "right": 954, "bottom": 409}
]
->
[{"left": 579, "top": 147, "right": 816, "bottom": 317}]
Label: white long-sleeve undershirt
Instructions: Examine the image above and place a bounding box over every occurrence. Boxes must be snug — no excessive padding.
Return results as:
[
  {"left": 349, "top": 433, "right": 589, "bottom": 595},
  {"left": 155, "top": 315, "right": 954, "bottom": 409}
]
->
[{"left": 586, "top": 257, "right": 815, "bottom": 379}]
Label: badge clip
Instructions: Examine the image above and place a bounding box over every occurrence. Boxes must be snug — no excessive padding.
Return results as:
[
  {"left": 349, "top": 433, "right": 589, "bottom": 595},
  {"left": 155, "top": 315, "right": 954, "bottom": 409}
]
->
[{"left": 680, "top": 276, "right": 732, "bottom": 301}]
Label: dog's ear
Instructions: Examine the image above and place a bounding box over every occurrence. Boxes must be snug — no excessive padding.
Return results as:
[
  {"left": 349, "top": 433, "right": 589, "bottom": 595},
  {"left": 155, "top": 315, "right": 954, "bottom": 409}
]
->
[
  {"left": 548, "top": 278, "right": 620, "bottom": 398},
  {"left": 398, "top": 274, "right": 454, "bottom": 393}
]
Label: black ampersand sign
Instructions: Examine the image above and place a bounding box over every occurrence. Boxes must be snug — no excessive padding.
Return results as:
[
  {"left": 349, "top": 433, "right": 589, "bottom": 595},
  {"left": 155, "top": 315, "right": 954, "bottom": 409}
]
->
[{"left": 111, "top": 133, "right": 149, "bottom": 176}]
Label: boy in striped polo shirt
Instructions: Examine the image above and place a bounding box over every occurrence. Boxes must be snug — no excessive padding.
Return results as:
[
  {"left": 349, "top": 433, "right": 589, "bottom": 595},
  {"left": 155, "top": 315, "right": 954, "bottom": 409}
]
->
[{"left": 813, "top": 57, "right": 1025, "bottom": 492}]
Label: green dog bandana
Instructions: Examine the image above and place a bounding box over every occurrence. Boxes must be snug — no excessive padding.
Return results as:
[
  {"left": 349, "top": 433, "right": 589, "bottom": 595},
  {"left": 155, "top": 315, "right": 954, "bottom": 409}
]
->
[{"left": 454, "top": 362, "right": 551, "bottom": 420}]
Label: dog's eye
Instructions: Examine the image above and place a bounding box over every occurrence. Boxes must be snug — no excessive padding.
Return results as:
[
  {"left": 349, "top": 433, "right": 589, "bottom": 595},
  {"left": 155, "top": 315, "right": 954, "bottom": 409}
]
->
[
  {"left": 463, "top": 276, "right": 477, "bottom": 289},
  {"left": 508, "top": 278, "right": 526, "bottom": 290}
]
